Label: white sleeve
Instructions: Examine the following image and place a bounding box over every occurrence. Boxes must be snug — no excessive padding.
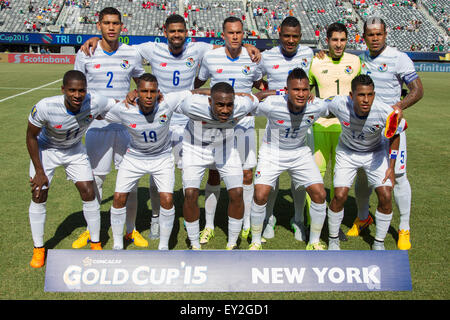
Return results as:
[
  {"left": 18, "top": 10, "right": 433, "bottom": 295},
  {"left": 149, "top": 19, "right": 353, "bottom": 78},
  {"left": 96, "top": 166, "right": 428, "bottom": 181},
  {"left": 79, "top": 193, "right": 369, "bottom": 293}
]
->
[
  {"left": 164, "top": 90, "right": 193, "bottom": 113},
  {"left": 396, "top": 52, "right": 419, "bottom": 85},
  {"left": 28, "top": 100, "right": 46, "bottom": 128},
  {"left": 131, "top": 49, "right": 145, "bottom": 78},
  {"left": 73, "top": 50, "right": 86, "bottom": 73},
  {"left": 197, "top": 55, "right": 211, "bottom": 81},
  {"left": 133, "top": 41, "right": 155, "bottom": 62},
  {"left": 103, "top": 103, "right": 123, "bottom": 124},
  {"left": 252, "top": 97, "right": 271, "bottom": 117}
]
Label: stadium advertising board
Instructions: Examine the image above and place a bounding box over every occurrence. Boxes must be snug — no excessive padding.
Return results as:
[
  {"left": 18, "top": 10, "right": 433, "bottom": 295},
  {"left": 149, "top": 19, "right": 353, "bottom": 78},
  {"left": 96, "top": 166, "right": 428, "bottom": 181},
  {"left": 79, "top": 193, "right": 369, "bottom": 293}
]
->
[
  {"left": 45, "top": 249, "right": 412, "bottom": 292},
  {"left": 7, "top": 53, "right": 75, "bottom": 64}
]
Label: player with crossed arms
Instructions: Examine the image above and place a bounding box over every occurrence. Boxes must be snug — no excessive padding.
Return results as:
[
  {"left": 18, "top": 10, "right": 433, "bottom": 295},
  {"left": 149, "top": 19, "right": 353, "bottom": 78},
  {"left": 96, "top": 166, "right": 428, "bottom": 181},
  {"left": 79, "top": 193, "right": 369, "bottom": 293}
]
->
[{"left": 26, "top": 70, "right": 117, "bottom": 268}]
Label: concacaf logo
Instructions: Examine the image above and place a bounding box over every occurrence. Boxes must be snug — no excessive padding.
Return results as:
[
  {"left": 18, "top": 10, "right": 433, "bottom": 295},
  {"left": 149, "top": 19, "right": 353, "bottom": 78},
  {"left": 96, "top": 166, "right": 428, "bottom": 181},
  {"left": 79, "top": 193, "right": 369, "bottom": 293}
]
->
[{"left": 186, "top": 57, "right": 195, "bottom": 68}]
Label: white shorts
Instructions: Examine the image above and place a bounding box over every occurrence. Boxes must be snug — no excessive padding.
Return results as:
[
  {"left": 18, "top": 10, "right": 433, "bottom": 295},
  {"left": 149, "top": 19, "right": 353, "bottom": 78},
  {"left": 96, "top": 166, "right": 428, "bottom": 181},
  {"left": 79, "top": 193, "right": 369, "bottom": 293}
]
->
[
  {"left": 85, "top": 126, "right": 130, "bottom": 176},
  {"left": 334, "top": 145, "right": 392, "bottom": 189},
  {"left": 234, "top": 125, "right": 257, "bottom": 170},
  {"left": 29, "top": 142, "right": 93, "bottom": 188},
  {"left": 115, "top": 153, "right": 175, "bottom": 193},
  {"left": 170, "top": 124, "right": 185, "bottom": 169},
  {"left": 254, "top": 144, "right": 323, "bottom": 190},
  {"left": 182, "top": 142, "right": 243, "bottom": 190}
]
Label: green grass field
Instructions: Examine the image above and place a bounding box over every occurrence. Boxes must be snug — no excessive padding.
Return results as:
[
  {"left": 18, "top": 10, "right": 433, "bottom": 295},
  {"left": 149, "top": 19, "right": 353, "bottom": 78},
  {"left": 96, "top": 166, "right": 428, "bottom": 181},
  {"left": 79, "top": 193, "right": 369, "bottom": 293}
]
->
[{"left": 0, "top": 64, "right": 448, "bottom": 300}]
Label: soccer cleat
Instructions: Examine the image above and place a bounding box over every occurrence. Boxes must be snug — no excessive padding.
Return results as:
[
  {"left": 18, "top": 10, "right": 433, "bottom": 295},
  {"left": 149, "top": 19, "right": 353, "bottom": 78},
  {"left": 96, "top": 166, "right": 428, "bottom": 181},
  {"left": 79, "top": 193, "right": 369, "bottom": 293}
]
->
[
  {"left": 241, "top": 227, "right": 251, "bottom": 240},
  {"left": 125, "top": 230, "right": 149, "bottom": 247},
  {"left": 372, "top": 239, "right": 385, "bottom": 250},
  {"left": 148, "top": 222, "right": 160, "bottom": 240},
  {"left": 30, "top": 247, "right": 45, "bottom": 268},
  {"left": 72, "top": 230, "right": 90, "bottom": 248},
  {"left": 306, "top": 241, "right": 327, "bottom": 250},
  {"left": 328, "top": 237, "right": 341, "bottom": 250},
  {"left": 248, "top": 242, "right": 262, "bottom": 250},
  {"left": 226, "top": 244, "right": 237, "bottom": 250},
  {"left": 191, "top": 245, "right": 201, "bottom": 250},
  {"left": 346, "top": 216, "right": 374, "bottom": 237},
  {"left": 397, "top": 229, "right": 411, "bottom": 250},
  {"left": 90, "top": 241, "right": 102, "bottom": 250},
  {"left": 262, "top": 215, "right": 277, "bottom": 239},
  {"left": 290, "top": 217, "right": 307, "bottom": 242},
  {"left": 199, "top": 227, "right": 215, "bottom": 244}
]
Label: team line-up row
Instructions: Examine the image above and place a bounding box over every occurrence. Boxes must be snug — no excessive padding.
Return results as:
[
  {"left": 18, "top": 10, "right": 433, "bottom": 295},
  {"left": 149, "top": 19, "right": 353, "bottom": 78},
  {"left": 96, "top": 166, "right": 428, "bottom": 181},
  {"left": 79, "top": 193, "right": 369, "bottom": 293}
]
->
[{"left": 26, "top": 7, "right": 424, "bottom": 268}]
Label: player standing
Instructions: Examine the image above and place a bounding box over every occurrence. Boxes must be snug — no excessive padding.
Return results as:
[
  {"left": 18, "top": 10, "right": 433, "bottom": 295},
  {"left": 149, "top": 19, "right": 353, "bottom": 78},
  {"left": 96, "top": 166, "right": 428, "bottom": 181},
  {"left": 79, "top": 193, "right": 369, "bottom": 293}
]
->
[
  {"left": 194, "top": 16, "right": 262, "bottom": 245},
  {"left": 326, "top": 74, "right": 406, "bottom": 250},
  {"left": 179, "top": 82, "right": 259, "bottom": 250},
  {"left": 26, "top": 71, "right": 117, "bottom": 268},
  {"left": 103, "top": 73, "right": 198, "bottom": 250},
  {"left": 73, "top": 7, "right": 146, "bottom": 248},
  {"left": 307, "top": 22, "right": 361, "bottom": 241},
  {"left": 354, "top": 17, "right": 423, "bottom": 250},
  {"left": 256, "top": 16, "right": 314, "bottom": 242},
  {"left": 249, "top": 68, "right": 329, "bottom": 250}
]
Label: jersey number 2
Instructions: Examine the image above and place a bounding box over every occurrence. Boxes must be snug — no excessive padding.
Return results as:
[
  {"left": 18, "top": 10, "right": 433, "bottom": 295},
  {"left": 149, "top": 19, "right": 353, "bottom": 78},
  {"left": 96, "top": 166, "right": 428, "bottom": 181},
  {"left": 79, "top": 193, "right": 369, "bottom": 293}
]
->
[{"left": 106, "top": 72, "right": 114, "bottom": 88}]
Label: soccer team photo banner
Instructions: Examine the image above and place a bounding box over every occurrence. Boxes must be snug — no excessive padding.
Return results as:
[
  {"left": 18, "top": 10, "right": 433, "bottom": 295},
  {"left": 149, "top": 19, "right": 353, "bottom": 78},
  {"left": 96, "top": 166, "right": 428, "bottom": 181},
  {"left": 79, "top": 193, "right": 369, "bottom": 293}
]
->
[{"left": 44, "top": 250, "right": 412, "bottom": 292}]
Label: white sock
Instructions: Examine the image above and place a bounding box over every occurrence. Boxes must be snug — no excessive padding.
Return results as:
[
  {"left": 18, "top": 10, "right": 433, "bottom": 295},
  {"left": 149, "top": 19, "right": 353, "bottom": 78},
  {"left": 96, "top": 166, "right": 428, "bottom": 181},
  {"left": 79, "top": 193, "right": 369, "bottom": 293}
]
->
[
  {"left": 292, "top": 184, "right": 306, "bottom": 225},
  {"left": 204, "top": 183, "right": 220, "bottom": 230},
  {"left": 149, "top": 176, "right": 160, "bottom": 217},
  {"left": 250, "top": 200, "right": 266, "bottom": 244},
  {"left": 29, "top": 201, "right": 46, "bottom": 247},
  {"left": 309, "top": 201, "right": 326, "bottom": 244},
  {"left": 394, "top": 173, "right": 411, "bottom": 231},
  {"left": 158, "top": 206, "right": 175, "bottom": 250},
  {"left": 83, "top": 199, "right": 101, "bottom": 243},
  {"left": 375, "top": 210, "right": 393, "bottom": 243},
  {"left": 327, "top": 207, "right": 344, "bottom": 238},
  {"left": 93, "top": 174, "right": 106, "bottom": 205},
  {"left": 184, "top": 220, "right": 200, "bottom": 248},
  {"left": 265, "top": 179, "right": 279, "bottom": 221},
  {"left": 110, "top": 206, "right": 126, "bottom": 249},
  {"left": 227, "top": 216, "right": 243, "bottom": 247},
  {"left": 355, "top": 170, "right": 372, "bottom": 220},
  {"left": 125, "top": 187, "right": 138, "bottom": 234},
  {"left": 242, "top": 183, "right": 254, "bottom": 230}
]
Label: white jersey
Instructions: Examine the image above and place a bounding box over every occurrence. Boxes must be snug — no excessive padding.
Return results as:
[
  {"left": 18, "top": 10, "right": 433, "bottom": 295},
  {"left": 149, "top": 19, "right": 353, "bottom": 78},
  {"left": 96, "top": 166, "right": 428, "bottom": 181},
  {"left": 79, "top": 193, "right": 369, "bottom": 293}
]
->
[
  {"left": 359, "top": 46, "right": 418, "bottom": 105},
  {"left": 180, "top": 93, "right": 258, "bottom": 148},
  {"left": 28, "top": 94, "right": 116, "bottom": 149},
  {"left": 255, "top": 95, "right": 328, "bottom": 150},
  {"left": 74, "top": 42, "right": 145, "bottom": 129},
  {"left": 197, "top": 47, "right": 261, "bottom": 128},
  {"left": 104, "top": 91, "right": 191, "bottom": 159},
  {"left": 258, "top": 45, "right": 314, "bottom": 90},
  {"left": 135, "top": 41, "right": 213, "bottom": 125},
  {"left": 325, "top": 95, "right": 396, "bottom": 152}
]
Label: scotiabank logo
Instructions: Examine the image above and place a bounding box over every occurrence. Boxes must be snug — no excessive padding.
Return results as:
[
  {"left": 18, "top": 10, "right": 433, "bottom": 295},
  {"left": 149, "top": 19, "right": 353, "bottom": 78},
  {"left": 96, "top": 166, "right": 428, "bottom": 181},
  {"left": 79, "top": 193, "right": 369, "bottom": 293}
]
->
[{"left": 8, "top": 53, "right": 75, "bottom": 64}]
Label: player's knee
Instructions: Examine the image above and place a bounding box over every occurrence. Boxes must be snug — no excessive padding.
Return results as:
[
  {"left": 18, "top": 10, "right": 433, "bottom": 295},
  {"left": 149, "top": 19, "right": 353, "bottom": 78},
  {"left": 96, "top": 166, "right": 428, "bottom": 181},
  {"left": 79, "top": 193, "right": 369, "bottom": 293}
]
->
[
  {"left": 307, "top": 184, "right": 327, "bottom": 204},
  {"left": 253, "top": 188, "right": 269, "bottom": 205},
  {"left": 376, "top": 188, "right": 392, "bottom": 213},
  {"left": 228, "top": 187, "right": 243, "bottom": 203},
  {"left": 78, "top": 181, "right": 96, "bottom": 201},
  {"left": 112, "top": 192, "right": 128, "bottom": 208},
  {"left": 159, "top": 192, "right": 173, "bottom": 209},
  {"left": 243, "top": 170, "right": 253, "bottom": 185},
  {"left": 184, "top": 188, "right": 199, "bottom": 204},
  {"left": 333, "top": 187, "right": 348, "bottom": 205}
]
